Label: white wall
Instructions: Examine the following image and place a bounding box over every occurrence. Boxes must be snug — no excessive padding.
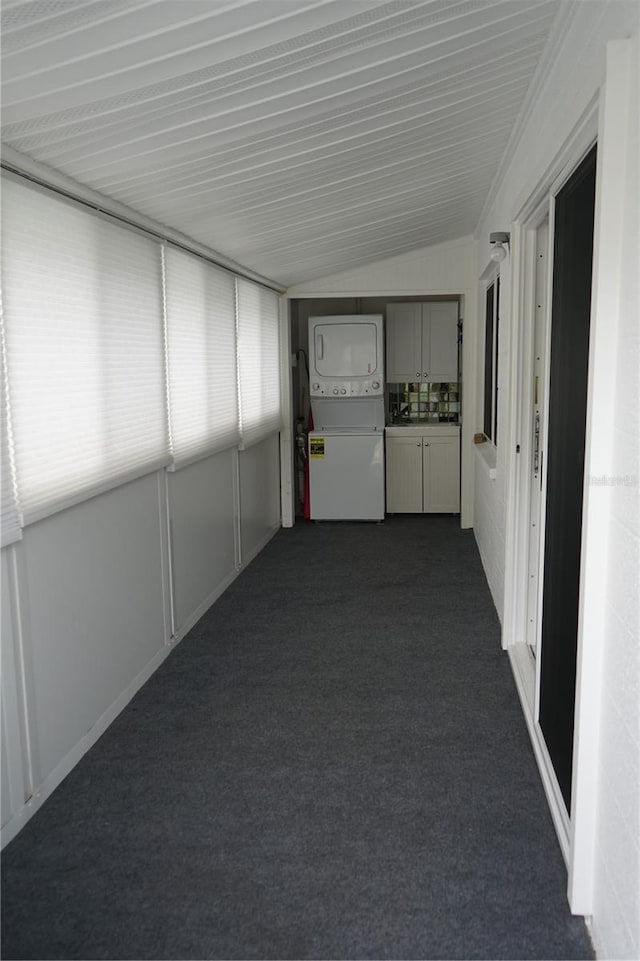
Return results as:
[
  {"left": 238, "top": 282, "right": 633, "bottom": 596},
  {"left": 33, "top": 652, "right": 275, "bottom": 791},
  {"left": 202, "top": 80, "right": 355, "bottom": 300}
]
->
[
  {"left": 287, "top": 235, "right": 476, "bottom": 298},
  {"left": 472, "top": 3, "right": 639, "bottom": 957},
  {"left": 578, "top": 34, "right": 639, "bottom": 960},
  {"left": 287, "top": 235, "right": 478, "bottom": 528},
  {"left": 1, "top": 437, "right": 281, "bottom": 846},
  {"left": 1, "top": 552, "right": 26, "bottom": 831}
]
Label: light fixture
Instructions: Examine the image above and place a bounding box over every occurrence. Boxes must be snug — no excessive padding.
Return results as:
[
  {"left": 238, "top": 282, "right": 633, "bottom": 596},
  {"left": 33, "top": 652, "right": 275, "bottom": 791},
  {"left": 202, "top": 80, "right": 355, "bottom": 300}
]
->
[{"left": 489, "top": 231, "right": 510, "bottom": 263}]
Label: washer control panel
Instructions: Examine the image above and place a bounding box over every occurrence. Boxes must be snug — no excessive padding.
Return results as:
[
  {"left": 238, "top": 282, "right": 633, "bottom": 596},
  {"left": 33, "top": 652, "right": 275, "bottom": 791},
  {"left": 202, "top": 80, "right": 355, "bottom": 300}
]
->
[{"left": 310, "top": 379, "right": 382, "bottom": 397}]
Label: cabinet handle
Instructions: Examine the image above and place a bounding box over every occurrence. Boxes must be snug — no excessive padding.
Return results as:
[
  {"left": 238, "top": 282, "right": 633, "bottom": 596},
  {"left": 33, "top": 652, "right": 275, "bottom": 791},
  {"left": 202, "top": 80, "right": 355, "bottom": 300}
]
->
[
  {"left": 424, "top": 442, "right": 429, "bottom": 447},
  {"left": 416, "top": 372, "right": 420, "bottom": 378},
  {"left": 416, "top": 442, "right": 421, "bottom": 447},
  {"left": 423, "top": 372, "right": 428, "bottom": 378}
]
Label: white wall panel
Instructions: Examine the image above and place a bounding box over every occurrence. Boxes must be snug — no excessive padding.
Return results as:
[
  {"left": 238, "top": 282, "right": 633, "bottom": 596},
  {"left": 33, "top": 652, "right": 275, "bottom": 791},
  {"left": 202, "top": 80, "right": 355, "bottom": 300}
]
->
[
  {"left": 19, "top": 472, "right": 167, "bottom": 786},
  {"left": 1, "top": 717, "right": 11, "bottom": 829},
  {"left": 1, "top": 549, "right": 27, "bottom": 829},
  {"left": 287, "top": 236, "right": 476, "bottom": 296},
  {"left": 239, "top": 434, "right": 281, "bottom": 566},
  {"left": 587, "top": 32, "right": 639, "bottom": 960},
  {"left": 473, "top": 449, "right": 504, "bottom": 621},
  {"left": 168, "top": 450, "right": 237, "bottom": 636}
]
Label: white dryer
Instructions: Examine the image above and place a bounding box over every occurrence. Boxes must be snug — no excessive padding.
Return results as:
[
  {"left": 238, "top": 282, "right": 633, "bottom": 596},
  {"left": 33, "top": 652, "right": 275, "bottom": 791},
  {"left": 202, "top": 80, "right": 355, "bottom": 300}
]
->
[{"left": 308, "top": 315, "right": 385, "bottom": 521}]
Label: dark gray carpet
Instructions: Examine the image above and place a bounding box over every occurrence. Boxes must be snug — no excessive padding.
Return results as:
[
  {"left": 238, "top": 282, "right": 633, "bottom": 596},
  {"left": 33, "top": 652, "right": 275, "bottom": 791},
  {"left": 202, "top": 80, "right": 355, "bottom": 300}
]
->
[{"left": 1, "top": 516, "right": 593, "bottom": 960}]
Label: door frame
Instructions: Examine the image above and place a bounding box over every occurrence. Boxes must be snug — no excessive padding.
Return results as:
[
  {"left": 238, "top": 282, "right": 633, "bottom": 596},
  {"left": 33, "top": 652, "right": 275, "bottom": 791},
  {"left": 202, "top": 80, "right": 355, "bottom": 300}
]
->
[
  {"left": 502, "top": 97, "right": 599, "bottom": 892},
  {"left": 504, "top": 202, "right": 552, "bottom": 697}
]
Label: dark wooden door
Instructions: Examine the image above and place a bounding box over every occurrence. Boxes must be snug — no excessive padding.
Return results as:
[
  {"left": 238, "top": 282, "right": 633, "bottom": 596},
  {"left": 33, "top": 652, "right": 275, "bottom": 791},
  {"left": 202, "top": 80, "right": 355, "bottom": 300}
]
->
[{"left": 539, "top": 145, "right": 597, "bottom": 812}]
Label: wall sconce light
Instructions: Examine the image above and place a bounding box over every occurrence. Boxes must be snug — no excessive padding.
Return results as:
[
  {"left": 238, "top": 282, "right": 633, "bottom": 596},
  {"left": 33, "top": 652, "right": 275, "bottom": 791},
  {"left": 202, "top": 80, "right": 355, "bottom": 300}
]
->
[{"left": 489, "top": 231, "right": 510, "bottom": 263}]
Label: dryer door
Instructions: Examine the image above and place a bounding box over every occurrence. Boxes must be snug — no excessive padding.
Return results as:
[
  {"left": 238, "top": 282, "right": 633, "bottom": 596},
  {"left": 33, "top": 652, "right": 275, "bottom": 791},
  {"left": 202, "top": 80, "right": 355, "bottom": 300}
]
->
[{"left": 310, "top": 316, "right": 381, "bottom": 380}]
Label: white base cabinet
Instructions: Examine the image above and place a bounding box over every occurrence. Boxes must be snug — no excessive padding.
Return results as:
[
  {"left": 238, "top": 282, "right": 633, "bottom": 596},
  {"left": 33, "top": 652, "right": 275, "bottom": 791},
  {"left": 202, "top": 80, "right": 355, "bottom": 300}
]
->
[
  {"left": 385, "top": 433, "right": 423, "bottom": 512},
  {"left": 385, "top": 427, "right": 460, "bottom": 513}
]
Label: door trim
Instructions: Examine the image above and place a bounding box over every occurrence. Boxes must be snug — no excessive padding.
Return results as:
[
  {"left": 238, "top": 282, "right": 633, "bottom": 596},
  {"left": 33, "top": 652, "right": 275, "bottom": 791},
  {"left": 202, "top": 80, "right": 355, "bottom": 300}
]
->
[
  {"left": 503, "top": 202, "right": 553, "bottom": 659},
  {"left": 503, "top": 95, "right": 600, "bottom": 655},
  {"left": 502, "top": 96, "right": 599, "bottom": 906}
]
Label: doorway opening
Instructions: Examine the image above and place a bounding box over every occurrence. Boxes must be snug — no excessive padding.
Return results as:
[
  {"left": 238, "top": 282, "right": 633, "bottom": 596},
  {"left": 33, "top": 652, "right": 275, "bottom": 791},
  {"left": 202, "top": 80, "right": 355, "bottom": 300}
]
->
[
  {"left": 538, "top": 144, "right": 597, "bottom": 812},
  {"left": 288, "top": 296, "right": 463, "bottom": 520}
]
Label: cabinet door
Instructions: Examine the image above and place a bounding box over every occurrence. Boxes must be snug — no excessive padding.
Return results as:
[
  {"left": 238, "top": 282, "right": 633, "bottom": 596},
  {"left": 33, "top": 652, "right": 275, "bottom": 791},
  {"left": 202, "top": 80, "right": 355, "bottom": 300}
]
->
[
  {"left": 422, "top": 302, "right": 459, "bottom": 382},
  {"left": 385, "top": 436, "right": 423, "bottom": 512},
  {"left": 423, "top": 436, "right": 460, "bottom": 513},
  {"left": 385, "top": 303, "right": 422, "bottom": 382}
]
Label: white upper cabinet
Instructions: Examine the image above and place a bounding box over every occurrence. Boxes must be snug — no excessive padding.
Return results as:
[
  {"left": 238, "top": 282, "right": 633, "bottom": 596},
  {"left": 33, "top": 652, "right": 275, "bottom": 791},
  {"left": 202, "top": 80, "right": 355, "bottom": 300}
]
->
[
  {"left": 386, "top": 302, "right": 458, "bottom": 382},
  {"left": 426, "top": 302, "right": 459, "bottom": 382},
  {"left": 385, "top": 303, "right": 423, "bottom": 382}
]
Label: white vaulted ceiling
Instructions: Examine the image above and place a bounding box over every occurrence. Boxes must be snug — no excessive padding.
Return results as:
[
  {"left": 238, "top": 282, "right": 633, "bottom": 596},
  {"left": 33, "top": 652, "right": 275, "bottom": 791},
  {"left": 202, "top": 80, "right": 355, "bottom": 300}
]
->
[{"left": 1, "top": 0, "right": 561, "bottom": 287}]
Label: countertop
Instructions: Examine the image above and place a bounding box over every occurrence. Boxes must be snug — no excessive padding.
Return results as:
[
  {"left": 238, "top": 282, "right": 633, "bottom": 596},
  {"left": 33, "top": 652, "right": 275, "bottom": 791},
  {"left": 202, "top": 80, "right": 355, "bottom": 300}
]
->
[{"left": 385, "top": 423, "right": 460, "bottom": 436}]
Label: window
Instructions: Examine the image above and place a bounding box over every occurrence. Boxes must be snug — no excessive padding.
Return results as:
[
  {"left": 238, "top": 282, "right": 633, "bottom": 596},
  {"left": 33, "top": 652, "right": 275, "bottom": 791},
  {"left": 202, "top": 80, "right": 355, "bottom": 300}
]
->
[
  {"left": 0, "top": 313, "right": 21, "bottom": 546},
  {"left": 483, "top": 275, "right": 500, "bottom": 445},
  {"left": 163, "top": 247, "right": 239, "bottom": 466},
  {"left": 236, "top": 279, "right": 281, "bottom": 449},
  {"left": 1, "top": 176, "right": 170, "bottom": 524},
  {"left": 1, "top": 173, "right": 284, "bottom": 527}
]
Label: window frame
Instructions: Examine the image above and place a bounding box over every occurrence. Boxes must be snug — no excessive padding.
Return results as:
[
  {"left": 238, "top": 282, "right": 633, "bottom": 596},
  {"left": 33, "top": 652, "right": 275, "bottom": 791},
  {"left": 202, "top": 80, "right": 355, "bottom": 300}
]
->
[{"left": 483, "top": 272, "right": 500, "bottom": 446}]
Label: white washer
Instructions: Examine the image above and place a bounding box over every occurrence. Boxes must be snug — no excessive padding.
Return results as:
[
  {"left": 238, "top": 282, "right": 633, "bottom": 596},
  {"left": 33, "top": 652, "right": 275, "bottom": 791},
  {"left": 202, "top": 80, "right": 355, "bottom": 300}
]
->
[{"left": 308, "top": 429, "right": 384, "bottom": 521}]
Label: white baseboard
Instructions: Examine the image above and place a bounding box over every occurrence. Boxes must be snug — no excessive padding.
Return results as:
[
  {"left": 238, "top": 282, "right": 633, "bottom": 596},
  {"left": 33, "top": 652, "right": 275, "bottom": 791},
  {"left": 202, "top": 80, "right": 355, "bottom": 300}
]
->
[
  {"left": 509, "top": 642, "right": 536, "bottom": 723},
  {"left": 2, "top": 524, "right": 281, "bottom": 850},
  {"left": 2, "top": 567, "right": 240, "bottom": 849},
  {"left": 172, "top": 525, "right": 279, "bottom": 644},
  {"left": 239, "top": 524, "right": 280, "bottom": 571},
  {"left": 171, "top": 568, "right": 239, "bottom": 644},
  {"left": 1, "top": 643, "right": 171, "bottom": 849}
]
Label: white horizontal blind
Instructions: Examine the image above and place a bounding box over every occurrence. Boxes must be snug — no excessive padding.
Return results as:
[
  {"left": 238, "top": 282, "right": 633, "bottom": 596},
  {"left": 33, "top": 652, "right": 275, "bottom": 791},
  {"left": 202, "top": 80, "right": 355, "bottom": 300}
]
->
[
  {"left": 1, "top": 176, "right": 169, "bottom": 523},
  {"left": 0, "top": 299, "right": 21, "bottom": 546},
  {"left": 236, "top": 279, "right": 281, "bottom": 449},
  {"left": 163, "top": 246, "right": 239, "bottom": 466}
]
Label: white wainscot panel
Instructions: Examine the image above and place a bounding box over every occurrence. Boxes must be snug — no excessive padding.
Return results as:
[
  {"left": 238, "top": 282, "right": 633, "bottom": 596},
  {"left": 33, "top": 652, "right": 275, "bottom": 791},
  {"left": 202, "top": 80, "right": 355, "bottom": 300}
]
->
[
  {"left": 0, "top": 720, "right": 11, "bottom": 829},
  {"left": 1, "top": 549, "right": 27, "bottom": 829},
  {"left": 20, "top": 472, "right": 167, "bottom": 787},
  {"left": 168, "top": 449, "right": 237, "bottom": 636},
  {"left": 239, "top": 434, "right": 281, "bottom": 566},
  {"left": 473, "top": 446, "right": 504, "bottom": 620}
]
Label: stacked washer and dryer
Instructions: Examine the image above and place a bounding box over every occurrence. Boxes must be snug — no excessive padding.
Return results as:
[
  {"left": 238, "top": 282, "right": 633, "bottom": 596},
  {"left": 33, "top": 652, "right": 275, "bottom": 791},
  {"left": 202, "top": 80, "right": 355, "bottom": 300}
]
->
[{"left": 307, "top": 315, "right": 385, "bottom": 521}]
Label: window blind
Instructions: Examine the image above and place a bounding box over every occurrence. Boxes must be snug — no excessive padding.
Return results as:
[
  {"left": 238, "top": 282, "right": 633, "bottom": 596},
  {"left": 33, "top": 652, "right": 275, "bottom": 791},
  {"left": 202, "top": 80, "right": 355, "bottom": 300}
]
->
[
  {"left": 236, "top": 279, "right": 281, "bottom": 449},
  {"left": 1, "top": 176, "right": 170, "bottom": 524},
  {"left": 163, "top": 246, "right": 239, "bottom": 466},
  {"left": 1, "top": 302, "right": 21, "bottom": 546}
]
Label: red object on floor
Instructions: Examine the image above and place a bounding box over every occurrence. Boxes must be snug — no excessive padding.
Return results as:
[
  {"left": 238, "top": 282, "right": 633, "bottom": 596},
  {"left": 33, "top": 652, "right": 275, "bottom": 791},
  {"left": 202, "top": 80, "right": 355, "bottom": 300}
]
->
[{"left": 303, "top": 410, "right": 313, "bottom": 520}]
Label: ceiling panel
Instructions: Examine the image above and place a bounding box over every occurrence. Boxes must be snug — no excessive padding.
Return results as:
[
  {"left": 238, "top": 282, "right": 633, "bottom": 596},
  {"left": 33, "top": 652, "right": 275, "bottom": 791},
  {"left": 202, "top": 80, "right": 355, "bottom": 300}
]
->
[{"left": 1, "top": 0, "right": 561, "bottom": 286}]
